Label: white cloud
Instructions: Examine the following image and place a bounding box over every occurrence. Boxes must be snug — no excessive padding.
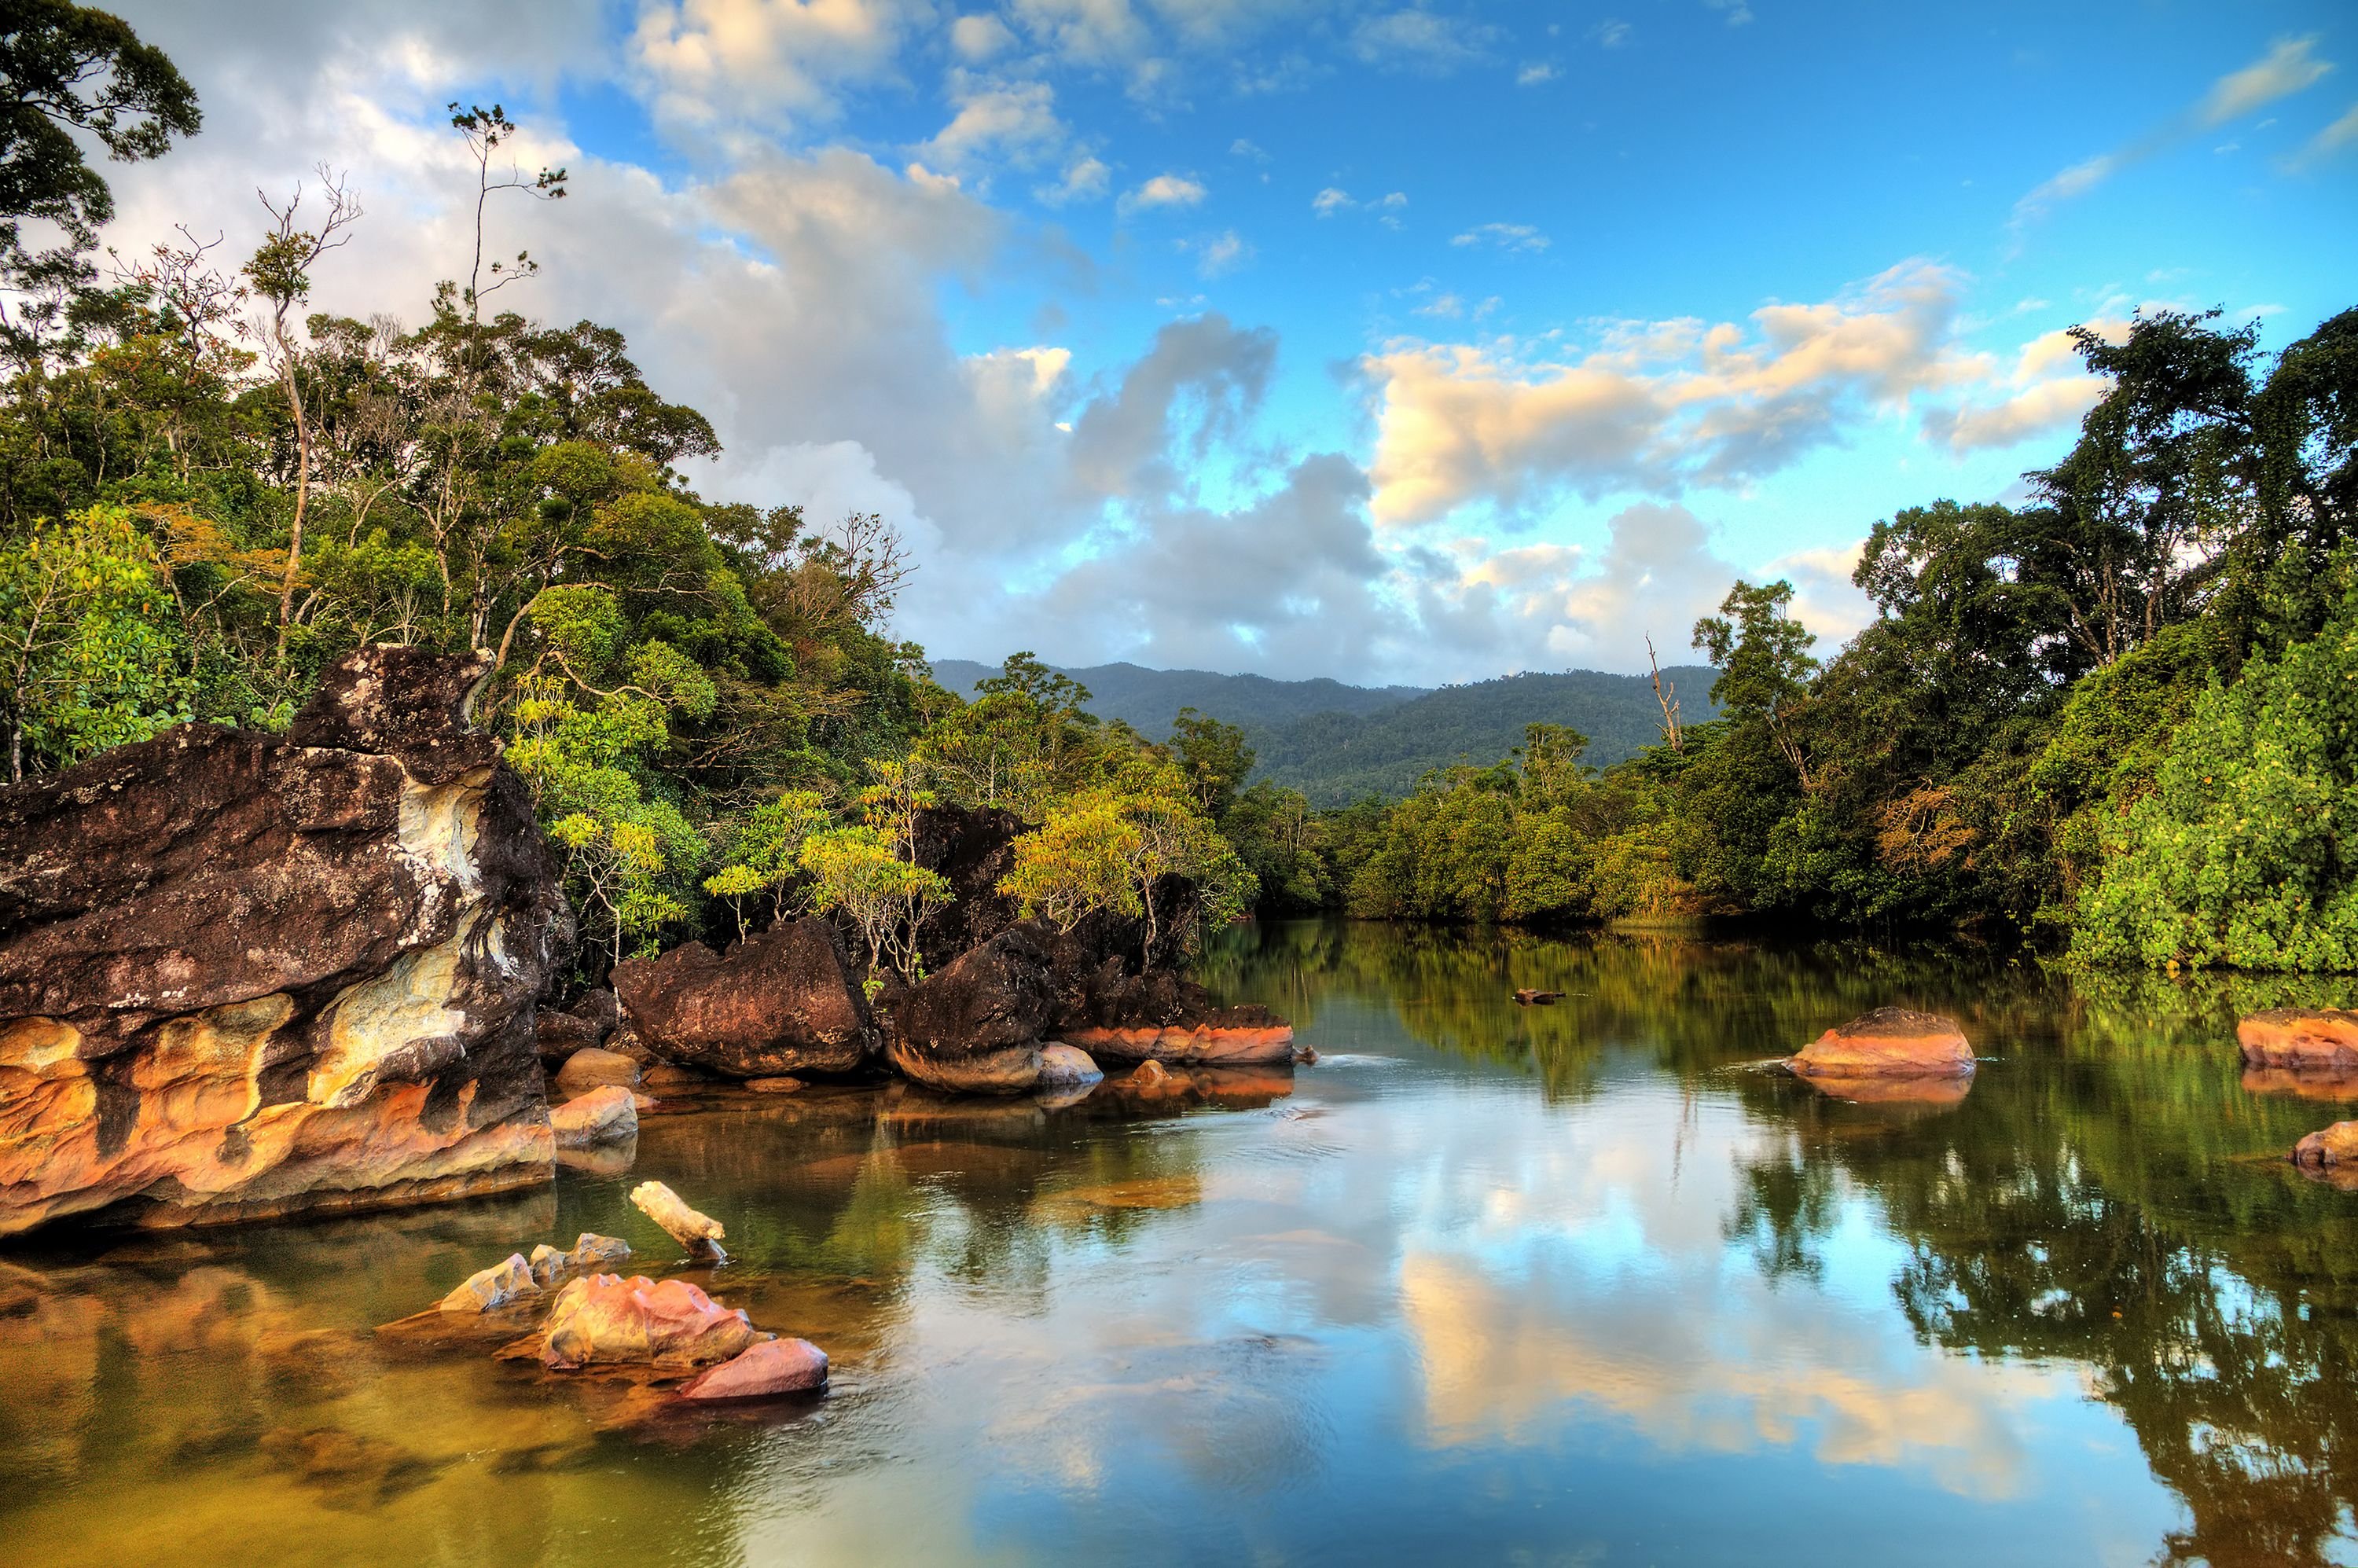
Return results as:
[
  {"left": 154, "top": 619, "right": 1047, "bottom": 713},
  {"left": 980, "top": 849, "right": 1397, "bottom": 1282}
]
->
[
  {"left": 1037, "top": 155, "right": 1111, "bottom": 205},
  {"left": 1193, "top": 229, "right": 1251, "bottom": 277},
  {"left": 1229, "top": 137, "right": 1270, "bottom": 161},
  {"left": 2305, "top": 102, "right": 2358, "bottom": 160},
  {"left": 1516, "top": 62, "right": 1558, "bottom": 86},
  {"left": 923, "top": 75, "right": 1067, "bottom": 169},
  {"left": 1450, "top": 222, "right": 1548, "bottom": 252},
  {"left": 1592, "top": 19, "right": 1630, "bottom": 47},
  {"left": 1362, "top": 259, "right": 1983, "bottom": 525},
  {"left": 1350, "top": 9, "right": 1500, "bottom": 72},
  {"left": 1918, "top": 322, "right": 2121, "bottom": 453},
  {"left": 2200, "top": 35, "right": 2333, "bottom": 126},
  {"left": 1704, "top": 0, "right": 1752, "bottom": 26},
  {"left": 629, "top": 0, "right": 922, "bottom": 129},
  {"left": 1118, "top": 172, "right": 1207, "bottom": 215},
  {"left": 1312, "top": 186, "right": 1353, "bottom": 216},
  {"left": 950, "top": 12, "right": 1019, "bottom": 62}
]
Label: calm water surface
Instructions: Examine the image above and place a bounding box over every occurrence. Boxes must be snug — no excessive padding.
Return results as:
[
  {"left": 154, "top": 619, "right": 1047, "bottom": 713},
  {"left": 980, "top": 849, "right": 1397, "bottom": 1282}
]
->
[{"left": 7, "top": 920, "right": 2358, "bottom": 1566}]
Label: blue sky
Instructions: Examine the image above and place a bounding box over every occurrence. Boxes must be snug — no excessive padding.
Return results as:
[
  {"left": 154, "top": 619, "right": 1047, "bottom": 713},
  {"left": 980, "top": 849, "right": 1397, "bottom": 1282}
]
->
[{"left": 109, "top": 1, "right": 2358, "bottom": 682}]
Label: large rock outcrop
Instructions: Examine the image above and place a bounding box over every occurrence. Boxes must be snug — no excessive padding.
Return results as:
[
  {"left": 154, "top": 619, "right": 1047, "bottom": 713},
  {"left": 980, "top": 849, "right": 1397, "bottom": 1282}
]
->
[
  {"left": 888, "top": 927, "right": 1055, "bottom": 1093},
  {"left": 611, "top": 916, "right": 877, "bottom": 1078},
  {"left": 0, "top": 648, "right": 564, "bottom": 1234}
]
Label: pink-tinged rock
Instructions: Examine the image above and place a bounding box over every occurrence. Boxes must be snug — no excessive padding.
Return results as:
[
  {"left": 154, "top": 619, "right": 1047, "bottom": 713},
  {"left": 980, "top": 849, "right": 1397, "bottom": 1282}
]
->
[
  {"left": 539, "top": 1273, "right": 767, "bottom": 1369},
  {"left": 678, "top": 1336, "right": 828, "bottom": 1401},
  {"left": 2241, "top": 1010, "right": 2358, "bottom": 1072},
  {"left": 550, "top": 1086, "right": 637, "bottom": 1148},
  {"left": 1063, "top": 1019, "right": 1296, "bottom": 1066},
  {"left": 1787, "top": 1008, "right": 1974, "bottom": 1080}
]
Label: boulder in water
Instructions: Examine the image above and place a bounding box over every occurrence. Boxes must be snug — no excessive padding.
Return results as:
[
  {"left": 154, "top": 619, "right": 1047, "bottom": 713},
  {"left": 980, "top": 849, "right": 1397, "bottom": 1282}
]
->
[
  {"left": 553, "top": 1048, "right": 641, "bottom": 1096},
  {"left": 2240, "top": 1009, "right": 2358, "bottom": 1073},
  {"left": 538, "top": 1273, "right": 766, "bottom": 1369},
  {"left": 1787, "top": 1008, "right": 1974, "bottom": 1080},
  {"left": 2293, "top": 1120, "right": 2358, "bottom": 1169},
  {"left": 1037, "top": 1043, "right": 1104, "bottom": 1087},
  {"left": 550, "top": 1086, "right": 637, "bottom": 1148},
  {"left": 678, "top": 1336, "right": 829, "bottom": 1401},
  {"left": 889, "top": 927, "right": 1055, "bottom": 1094},
  {"left": 528, "top": 1232, "right": 632, "bottom": 1287},
  {"left": 612, "top": 917, "right": 878, "bottom": 1079},
  {"left": 439, "top": 1253, "right": 540, "bottom": 1313}
]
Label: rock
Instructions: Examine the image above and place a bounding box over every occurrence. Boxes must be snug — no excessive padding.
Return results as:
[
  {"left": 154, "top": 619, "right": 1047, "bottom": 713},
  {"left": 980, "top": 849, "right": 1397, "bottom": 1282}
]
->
[
  {"left": 2294, "top": 1120, "right": 2358, "bottom": 1167},
  {"left": 1787, "top": 1008, "right": 1974, "bottom": 1080},
  {"left": 612, "top": 916, "right": 878, "bottom": 1080},
  {"left": 630, "top": 1180, "right": 727, "bottom": 1261},
  {"left": 1061, "top": 1015, "right": 1296, "bottom": 1066},
  {"left": 1037, "top": 1043, "right": 1104, "bottom": 1087},
  {"left": 534, "top": 1008, "right": 604, "bottom": 1064},
  {"left": 909, "top": 804, "right": 1027, "bottom": 966},
  {"left": 439, "top": 1253, "right": 540, "bottom": 1313},
  {"left": 1295, "top": 1045, "right": 1319, "bottom": 1065},
  {"left": 1513, "top": 989, "right": 1565, "bottom": 1004},
  {"left": 554, "top": 1048, "right": 641, "bottom": 1096},
  {"left": 538, "top": 1273, "right": 767, "bottom": 1369},
  {"left": 744, "top": 1076, "right": 805, "bottom": 1094},
  {"left": 550, "top": 1086, "right": 637, "bottom": 1148},
  {"left": 601, "top": 1022, "right": 656, "bottom": 1064},
  {"left": 0, "top": 646, "right": 564, "bottom": 1236},
  {"left": 630, "top": 1092, "right": 659, "bottom": 1114},
  {"left": 2240, "top": 1009, "right": 2358, "bottom": 1073},
  {"left": 555, "top": 1138, "right": 636, "bottom": 1178},
  {"left": 1130, "top": 1059, "right": 1176, "bottom": 1089},
  {"left": 528, "top": 1232, "right": 631, "bottom": 1287},
  {"left": 640, "top": 1063, "right": 707, "bottom": 1090},
  {"left": 575, "top": 988, "right": 620, "bottom": 1039},
  {"left": 888, "top": 927, "right": 1055, "bottom": 1095},
  {"left": 678, "top": 1336, "right": 829, "bottom": 1401}
]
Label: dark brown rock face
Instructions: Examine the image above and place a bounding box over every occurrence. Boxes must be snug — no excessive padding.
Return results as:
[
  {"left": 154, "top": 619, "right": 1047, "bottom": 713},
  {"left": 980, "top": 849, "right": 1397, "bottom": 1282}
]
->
[
  {"left": 888, "top": 926, "right": 1057, "bottom": 1092},
  {"left": 910, "top": 804, "right": 1026, "bottom": 966},
  {"left": 0, "top": 647, "right": 564, "bottom": 1235},
  {"left": 611, "top": 916, "right": 878, "bottom": 1078}
]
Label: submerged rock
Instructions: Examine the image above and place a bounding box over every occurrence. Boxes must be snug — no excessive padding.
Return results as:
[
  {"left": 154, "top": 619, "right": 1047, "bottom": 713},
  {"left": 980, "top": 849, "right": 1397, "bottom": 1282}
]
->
[
  {"left": 550, "top": 1086, "right": 637, "bottom": 1148},
  {"left": 538, "top": 1273, "right": 767, "bottom": 1369},
  {"left": 528, "top": 1232, "right": 632, "bottom": 1288},
  {"left": 678, "top": 1335, "right": 829, "bottom": 1401},
  {"left": 2293, "top": 1120, "right": 2358, "bottom": 1169},
  {"left": 1129, "top": 1059, "right": 1177, "bottom": 1091},
  {"left": 2240, "top": 1009, "right": 2358, "bottom": 1073},
  {"left": 612, "top": 917, "right": 878, "bottom": 1079},
  {"left": 1787, "top": 1008, "right": 1975, "bottom": 1080},
  {"left": 1791, "top": 1071, "right": 1973, "bottom": 1107},
  {"left": 630, "top": 1180, "right": 727, "bottom": 1261},
  {"left": 744, "top": 1076, "right": 805, "bottom": 1094},
  {"left": 0, "top": 647, "right": 564, "bottom": 1236},
  {"left": 439, "top": 1253, "right": 540, "bottom": 1313}
]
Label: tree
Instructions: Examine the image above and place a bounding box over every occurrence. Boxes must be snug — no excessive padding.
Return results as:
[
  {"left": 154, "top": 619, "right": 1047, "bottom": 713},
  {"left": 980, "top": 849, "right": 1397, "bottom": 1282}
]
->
[
  {"left": 702, "top": 787, "right": 828, "bottom": 937},
  {"left": 1000, "top": 793, "right": 1140, "bottom": 932},
  {"left": 1693, "top": 578, "right": 1820, "bottom": 786},
  {"left": 1169, "top": 706, "right": 1254, "bottom": 818},
  {"left": 799, "top": 824, "right": 950, "bottom": 982}
]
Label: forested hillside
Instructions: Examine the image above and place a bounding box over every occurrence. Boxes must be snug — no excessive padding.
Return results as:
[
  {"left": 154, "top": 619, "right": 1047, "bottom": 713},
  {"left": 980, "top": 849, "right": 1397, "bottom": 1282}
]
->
[{"left": 930, "top": 658, "right": 1424, "bottom": 737}]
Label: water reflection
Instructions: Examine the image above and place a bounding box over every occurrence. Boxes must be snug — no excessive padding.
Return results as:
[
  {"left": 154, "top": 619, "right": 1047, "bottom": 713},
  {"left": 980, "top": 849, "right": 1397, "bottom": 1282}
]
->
[{"left": 2, "top": 921, "right": 2356, "bottom": 1565}]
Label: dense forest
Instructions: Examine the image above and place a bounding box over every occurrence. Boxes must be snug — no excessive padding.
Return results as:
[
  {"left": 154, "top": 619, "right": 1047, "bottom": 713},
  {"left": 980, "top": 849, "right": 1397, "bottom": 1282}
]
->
[{"left": 2, "top": 5, "right": 2354, "bottom": 974}]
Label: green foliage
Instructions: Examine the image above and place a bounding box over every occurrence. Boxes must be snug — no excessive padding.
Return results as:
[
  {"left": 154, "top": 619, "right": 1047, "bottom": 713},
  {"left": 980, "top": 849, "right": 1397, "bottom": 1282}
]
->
[
  {"left": 2071, "top": 587, "right": 2358, "bottom": 971},
  {"left": 800, "top": 823, "right": 951, "bottom": 980}
]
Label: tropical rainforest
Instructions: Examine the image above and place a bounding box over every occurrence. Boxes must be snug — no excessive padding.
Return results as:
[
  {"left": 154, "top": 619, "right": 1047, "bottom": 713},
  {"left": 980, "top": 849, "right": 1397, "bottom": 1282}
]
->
[{"left": 2, "top": 3, "right": 2355, "bottom": 974}]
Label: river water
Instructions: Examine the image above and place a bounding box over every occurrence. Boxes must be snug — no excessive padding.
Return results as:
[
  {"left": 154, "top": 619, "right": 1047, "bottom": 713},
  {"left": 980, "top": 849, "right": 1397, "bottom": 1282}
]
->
[{"left": 6, "top": 919, "right": 2358, "bottom": 1566}]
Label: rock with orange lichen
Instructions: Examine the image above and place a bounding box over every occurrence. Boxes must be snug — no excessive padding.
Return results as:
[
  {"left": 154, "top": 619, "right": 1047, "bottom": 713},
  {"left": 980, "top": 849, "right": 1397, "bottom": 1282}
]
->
[
  {"left": 538, "top": 1273, "right": 769, "bottom": 1369},
  {"left": 0, "top": 647, "right": 565, "bottom": 1236},
  {"left": 1787, "top": 1008, "right": 1975, "bottom": 1081},
  {"left": 2239, "top": 1009, "right": 2358, "bottom": 1073}
]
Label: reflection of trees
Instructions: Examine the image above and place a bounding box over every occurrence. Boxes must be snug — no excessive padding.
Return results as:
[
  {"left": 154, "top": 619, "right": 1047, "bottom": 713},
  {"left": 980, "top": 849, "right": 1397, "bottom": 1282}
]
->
[{"left": 1210, "top": 920, "right": 2358, "bottom": 1567}]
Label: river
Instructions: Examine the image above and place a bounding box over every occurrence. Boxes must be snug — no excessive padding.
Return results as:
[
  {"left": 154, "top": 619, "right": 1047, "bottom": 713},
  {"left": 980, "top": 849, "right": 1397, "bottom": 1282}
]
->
[{"left": 5, "top": 919, "right": 2356, "bottom": 1566}]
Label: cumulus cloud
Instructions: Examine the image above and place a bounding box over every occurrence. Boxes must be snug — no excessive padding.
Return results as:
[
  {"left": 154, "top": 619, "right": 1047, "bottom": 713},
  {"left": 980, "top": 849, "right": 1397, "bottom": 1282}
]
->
[
  {"left": 1350, "top": 9, "right": 1500, "bottom": 72},
  {"left": 630, "top": 0, "right": 922, "bottom": 129},
  {"left": 950, "top": 12, "right": 1019, "bottom": 62},
  {"left": 1362, "top": 259, "right": 1982, "bottom": 524},
  {"left": 1919, "top": 322, "right": 2121, "bottom": 453},
  {"left": 1118, "top": 172, "right": 1207, "bottom": 214},
  {"left": 1036, "top": 154, "right": 1111, "bottom": 205},
  {"left": 923, "top": 75, "right": 1068, "bottom": 169},
  {"left": 1192, "top": 229, "right": 1252, "bottom": 276}
]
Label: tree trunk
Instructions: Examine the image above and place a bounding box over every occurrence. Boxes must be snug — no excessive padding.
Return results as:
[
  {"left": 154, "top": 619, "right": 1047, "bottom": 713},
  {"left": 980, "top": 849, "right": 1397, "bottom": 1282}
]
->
[{"left": 274, "top": 359, "right": 310, "bottom": 660}]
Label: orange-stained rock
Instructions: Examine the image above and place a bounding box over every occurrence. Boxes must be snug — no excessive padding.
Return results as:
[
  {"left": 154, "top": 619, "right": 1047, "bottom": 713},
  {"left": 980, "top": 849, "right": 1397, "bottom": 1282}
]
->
[
  {"left": 538, "top": 1273, "right": 768, "bottom": 1369},
  {"left": 678, "top": 1335, "right": 828, "bottom": 1401},
  {"left": 888, "top": 1040, "right": 1042, "bottom": 1095},
  {"left": 550, "top": 1086, "right": 637, "bottom": 1148},
  {"left": 0, "top": 648, "right": 564, "bottom": 1236},
  {"left": 744, "top": 1076, "right": 805, "bottom": 1094},
  {"left": 1129, "top": 1059, "right": 1177, "bottom": 1092},
  {"left": 612, "top": 917, "right": 878, "bottom": 1079},
  {"left": 1792, "top": 1071, "right": 1973, "bottom": 1107},
  {"left": 2293, "top": 1119, "right": 2358, "bottom": 1169},
  {"left": 1787, "top": 1008, "right": 1974, "bottom": 1080},
  {"left": 1063, "top": 1020, "right": 1297, "bottom": 1066},
  {"left": 554, "top": 1048, "right": 641, "bottom": 1096},
  {"left": 2239, "top": 1009, "right": 2358, "bottom": 1072},
  {"left": 528, "top": 1232, "right": 632, "bottom": 1287}
]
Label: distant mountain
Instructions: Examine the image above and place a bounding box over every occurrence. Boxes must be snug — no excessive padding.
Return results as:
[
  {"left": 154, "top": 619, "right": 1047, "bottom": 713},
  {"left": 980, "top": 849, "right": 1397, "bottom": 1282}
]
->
[
  {"left": 929, "top": 655, "right": 1721, "bottom": 807},
  {"left": 1249, "top": 666, "right": 1721, "bottom": 806},
  {"left": 927, "top": 658, "right": 1427, "bottom": 736}
]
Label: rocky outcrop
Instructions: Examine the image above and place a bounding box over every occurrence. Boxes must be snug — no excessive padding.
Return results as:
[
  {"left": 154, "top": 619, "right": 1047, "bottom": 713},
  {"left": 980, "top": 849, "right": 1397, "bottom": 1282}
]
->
[
  {"left": 538, "top": 1274, "right": 766, "bottom": 1369},
  {"left": 910, "top": 803, "right": 1027, "bottom": 966},
  {"left": 612, "top": 916, "right": 877, "bottom": 1078},
  {"left": 553, "top": 1048, "right": 639, "bottom": 1096},
  {"left": 1787, "top": 1008, "right": 1975, "bottom": 1080},
  {"left": 2240, "top": 1009, "right": 2358, "bottom": 1073},
  {"left": 0, "top": 647, "right": 564, "bottom": 1235},
  {"left": 439, "top": 1253, "right": 540, "bottom": 1313},
  {"left": 1037, "top": 1043, "right": 1104, "bottom": 1087},
  {"left": 549, "top": 1086, "right": 637, "bottom": 1148},
  {"left": 679, "top": 1336, "right": 828, "bottom": 1401},
  {"left": 1063, "top": 1014, "right": 1296, "bottom": 1065},
  {"left": 528, "top": 1232, "right": 631, "bottom": 1287}
]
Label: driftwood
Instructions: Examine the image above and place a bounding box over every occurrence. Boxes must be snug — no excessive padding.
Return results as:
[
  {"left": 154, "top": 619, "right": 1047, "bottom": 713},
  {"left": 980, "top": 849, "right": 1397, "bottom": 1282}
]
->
[
  {"left": 1513, "top": 989, "right": 1566, "bottom": 1005},
  {"left": 630, "top": 1180, "right": 728, "bottom": 1262}
]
